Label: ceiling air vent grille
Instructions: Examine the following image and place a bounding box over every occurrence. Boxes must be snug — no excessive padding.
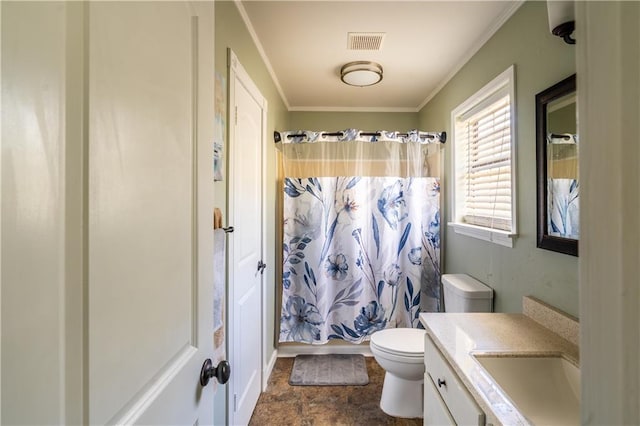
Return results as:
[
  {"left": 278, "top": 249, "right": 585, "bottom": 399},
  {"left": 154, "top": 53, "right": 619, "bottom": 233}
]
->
[{"left": 347, "top": 32, "right": 385, "bottom": 51}]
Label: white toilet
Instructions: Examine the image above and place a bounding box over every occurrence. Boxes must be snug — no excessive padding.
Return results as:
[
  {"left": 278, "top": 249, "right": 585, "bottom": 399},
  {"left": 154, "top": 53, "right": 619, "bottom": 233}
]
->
[{"left": 370, "top": 274, "right": 493, "bottom": 418}]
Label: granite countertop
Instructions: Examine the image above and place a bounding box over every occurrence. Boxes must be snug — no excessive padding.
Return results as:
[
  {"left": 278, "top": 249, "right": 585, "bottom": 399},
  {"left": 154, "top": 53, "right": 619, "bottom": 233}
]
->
[{"left": 419, "top": 309, "right": 579, "bottom": 426}]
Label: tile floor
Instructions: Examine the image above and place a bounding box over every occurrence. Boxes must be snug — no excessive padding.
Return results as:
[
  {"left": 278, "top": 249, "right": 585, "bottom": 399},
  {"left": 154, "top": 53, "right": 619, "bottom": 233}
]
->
[{"left": 248, "top": 356, "right": 423, "bottom": 426}]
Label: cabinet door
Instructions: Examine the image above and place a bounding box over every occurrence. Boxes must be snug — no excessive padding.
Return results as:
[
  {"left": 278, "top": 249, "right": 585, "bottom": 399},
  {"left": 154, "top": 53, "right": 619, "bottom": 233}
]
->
[
  {"left": 425, "top": 335, "right": 485, "bottom": 425},
  {"left": 424, "top": 373, "right": 456, "bottom": 426}
]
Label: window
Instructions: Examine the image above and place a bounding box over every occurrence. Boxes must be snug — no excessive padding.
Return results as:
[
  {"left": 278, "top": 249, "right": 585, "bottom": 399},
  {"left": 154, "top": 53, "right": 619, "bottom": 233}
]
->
[{"left": 450, "top": 66, "right": 516, "bottom": 247}]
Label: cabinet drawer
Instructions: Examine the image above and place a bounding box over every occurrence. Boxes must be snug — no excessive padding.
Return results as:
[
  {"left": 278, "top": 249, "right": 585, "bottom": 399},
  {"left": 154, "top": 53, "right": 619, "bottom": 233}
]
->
[
  {"left": 425, "top": 334, "right": 485, "bottom": 426},
  {"left": 424, "top": 373, "right": 455, "bottom": 426}
]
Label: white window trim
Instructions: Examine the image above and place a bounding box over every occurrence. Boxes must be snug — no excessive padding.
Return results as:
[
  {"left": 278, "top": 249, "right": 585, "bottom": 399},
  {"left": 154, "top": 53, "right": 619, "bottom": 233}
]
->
[
  {"left": 449, "top": 222, "right": 515, "bottom": 248},
  {"left": 448, "top": 65, "right": 517, "bottom": 247}
]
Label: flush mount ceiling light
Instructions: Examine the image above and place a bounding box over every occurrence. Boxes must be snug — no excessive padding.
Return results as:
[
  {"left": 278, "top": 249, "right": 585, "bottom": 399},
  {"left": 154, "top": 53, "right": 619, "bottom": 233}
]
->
[{"left": 340, "top": 61, "right": 383, "bottom": 87}]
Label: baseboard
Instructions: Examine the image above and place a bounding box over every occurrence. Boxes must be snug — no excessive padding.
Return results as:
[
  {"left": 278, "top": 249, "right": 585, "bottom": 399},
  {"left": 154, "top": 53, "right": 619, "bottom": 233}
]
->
[
  {"left": 262, "top": 349, "right": 278, "bottom": 391},
  {"left": 277, "top": 343, "right": 372, "bottom": 358}
]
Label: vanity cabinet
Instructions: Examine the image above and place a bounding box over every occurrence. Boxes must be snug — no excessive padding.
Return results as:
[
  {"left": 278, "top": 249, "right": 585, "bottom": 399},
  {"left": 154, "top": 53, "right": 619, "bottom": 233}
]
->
[
  {"left": 424, "top": 371, "right": 457, "bottom": 425},
  {"left": 424, "top": 334, "right": 485, "bottom": 426}
]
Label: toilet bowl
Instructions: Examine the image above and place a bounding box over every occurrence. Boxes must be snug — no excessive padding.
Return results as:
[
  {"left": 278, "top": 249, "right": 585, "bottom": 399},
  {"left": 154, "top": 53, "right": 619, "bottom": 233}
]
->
[
  {"left": 370, "top": 274, "right": 494, "bottom": 418},
  {"left": 370, "top": 328, "right": 426, "bottom": 418}
]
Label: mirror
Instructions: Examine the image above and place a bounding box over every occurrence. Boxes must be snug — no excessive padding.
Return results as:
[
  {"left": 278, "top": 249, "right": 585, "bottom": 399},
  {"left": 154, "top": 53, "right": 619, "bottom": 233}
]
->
[{"left": 536, "top": 74, "right": 578, "bottom": 256}]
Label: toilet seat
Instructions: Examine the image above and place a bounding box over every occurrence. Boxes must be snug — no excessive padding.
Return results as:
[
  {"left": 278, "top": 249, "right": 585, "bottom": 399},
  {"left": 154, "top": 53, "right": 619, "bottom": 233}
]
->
[
  {"left": 370, "top": 328, "right": 426, "bottom": 418},
  {"left": 370, "top": 328, "right": 425, "bottom": 358}
]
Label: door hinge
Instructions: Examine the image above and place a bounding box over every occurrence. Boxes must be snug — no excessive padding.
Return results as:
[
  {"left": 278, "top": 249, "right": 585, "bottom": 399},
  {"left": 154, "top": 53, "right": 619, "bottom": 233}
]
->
[
  {"left": 234, "top": 106, "right": 238, "bottom": 125},
  {"left": 233, "top": 393, "right": 238, "bottom": 412}
]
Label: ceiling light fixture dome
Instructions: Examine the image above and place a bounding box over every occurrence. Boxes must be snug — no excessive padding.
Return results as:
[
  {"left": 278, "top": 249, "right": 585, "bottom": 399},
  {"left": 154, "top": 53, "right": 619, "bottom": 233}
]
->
[{"left": 340, "top": 61, "right": 383, "bottom": 87}]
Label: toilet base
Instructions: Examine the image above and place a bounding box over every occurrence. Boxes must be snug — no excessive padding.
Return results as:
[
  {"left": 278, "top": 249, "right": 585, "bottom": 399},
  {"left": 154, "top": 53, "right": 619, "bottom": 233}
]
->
[{"left": 379, "top": 372, "right": 424, "bottom": 418}]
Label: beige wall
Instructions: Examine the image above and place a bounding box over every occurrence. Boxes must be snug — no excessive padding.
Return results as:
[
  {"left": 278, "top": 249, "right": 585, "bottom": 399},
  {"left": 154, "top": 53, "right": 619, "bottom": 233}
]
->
[
  {"left": 418, "top": 1, "right": 578, "bottom": 316},
  {"left": 289, "top": 111, "right": 417, "bottom": 132}
]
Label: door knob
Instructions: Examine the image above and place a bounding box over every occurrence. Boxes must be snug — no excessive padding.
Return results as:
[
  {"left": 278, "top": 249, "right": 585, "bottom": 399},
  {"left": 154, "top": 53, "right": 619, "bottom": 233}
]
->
[
  {"left": 257, "top": 260, "right": 267, "bottom": 274},
  {"left": 200, "top": 358, "right": 231, "bottom": 387},
  {"left": 437, "top": 378, "right": 446, "bottom": 388}
]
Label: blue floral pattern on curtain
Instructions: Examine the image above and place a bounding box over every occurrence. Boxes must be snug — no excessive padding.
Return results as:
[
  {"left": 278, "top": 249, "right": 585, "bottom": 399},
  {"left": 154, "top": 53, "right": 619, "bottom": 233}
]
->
[
  {"left": 548, "top": 179, "right": 579, "bottom": 238},
  {"left": 278, "top": 130, "right": 442, "bottom": 344},
  {"left": 547, "top": 134, "right": 579, "bottom": 239}
]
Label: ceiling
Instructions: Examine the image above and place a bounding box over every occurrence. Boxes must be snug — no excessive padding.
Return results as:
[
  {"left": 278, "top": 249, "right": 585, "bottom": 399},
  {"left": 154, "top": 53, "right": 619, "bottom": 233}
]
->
[{"left": 236, "top": 0, "right": 524, "bottom": 111}]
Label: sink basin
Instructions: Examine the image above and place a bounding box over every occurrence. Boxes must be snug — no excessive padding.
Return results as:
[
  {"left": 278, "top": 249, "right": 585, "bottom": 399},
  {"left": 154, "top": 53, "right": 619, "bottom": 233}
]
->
[{"left": 474, "top": 355, "right": 580, "bottom": 425}]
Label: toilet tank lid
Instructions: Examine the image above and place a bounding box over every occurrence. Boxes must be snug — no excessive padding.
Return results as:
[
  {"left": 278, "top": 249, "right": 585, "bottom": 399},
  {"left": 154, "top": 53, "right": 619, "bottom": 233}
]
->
[{"left": 442, "top": 274, "right": 493, "bottom": 299}]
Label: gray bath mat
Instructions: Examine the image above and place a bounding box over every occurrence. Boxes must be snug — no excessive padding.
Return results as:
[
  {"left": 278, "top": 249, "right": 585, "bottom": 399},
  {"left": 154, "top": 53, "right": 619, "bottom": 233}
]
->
[{"left": 289, "top": 354, "right": 369, "bottom": 386}]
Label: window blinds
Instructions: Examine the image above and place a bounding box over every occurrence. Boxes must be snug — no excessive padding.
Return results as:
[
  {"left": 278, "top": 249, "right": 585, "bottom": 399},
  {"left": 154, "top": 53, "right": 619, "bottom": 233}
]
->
[{"left": 456, "top": 92, "right": 512, "bottom": 231}]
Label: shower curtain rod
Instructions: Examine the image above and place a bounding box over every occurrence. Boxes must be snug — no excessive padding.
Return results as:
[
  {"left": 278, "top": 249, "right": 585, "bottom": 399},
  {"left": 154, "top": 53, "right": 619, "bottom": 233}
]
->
[{"left": 273, "top": 130, "right": 447, "bottom": 144}]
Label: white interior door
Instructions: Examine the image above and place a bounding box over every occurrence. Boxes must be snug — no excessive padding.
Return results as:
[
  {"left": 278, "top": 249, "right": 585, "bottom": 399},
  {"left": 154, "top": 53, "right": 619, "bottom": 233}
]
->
[
  {"left": 87, "top": 2, "right": 216, "bottom": 424},
  {"left": 228, "top": 50, "right": 266, "bottom": 426},
  {"left": 2, "top": 1, "right": 216, "bottom": 424}
]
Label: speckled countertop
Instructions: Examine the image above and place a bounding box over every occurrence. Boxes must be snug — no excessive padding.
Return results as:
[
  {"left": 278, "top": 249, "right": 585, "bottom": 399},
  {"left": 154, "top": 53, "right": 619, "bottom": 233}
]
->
[{"left": 419, "top": 307, "right": 579, "bottom": 426}]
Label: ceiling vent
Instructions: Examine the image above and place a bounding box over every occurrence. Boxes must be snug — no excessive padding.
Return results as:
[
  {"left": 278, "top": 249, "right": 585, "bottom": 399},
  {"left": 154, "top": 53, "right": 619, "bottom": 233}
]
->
[{"left": 347, "top": 32, "right": 385, "bottom": 51}]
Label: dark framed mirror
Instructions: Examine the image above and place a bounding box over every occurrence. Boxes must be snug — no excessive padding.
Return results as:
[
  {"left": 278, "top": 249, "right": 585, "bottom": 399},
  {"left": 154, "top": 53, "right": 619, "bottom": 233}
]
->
[{"left": 536, "top": 74, "right": 578, "bottom": 256}]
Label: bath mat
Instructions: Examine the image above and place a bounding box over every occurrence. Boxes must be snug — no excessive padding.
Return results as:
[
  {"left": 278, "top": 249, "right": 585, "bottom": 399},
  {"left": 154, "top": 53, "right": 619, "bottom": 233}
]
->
[{"left": 289, "top": 354, "right": 369, "bottom": 386}]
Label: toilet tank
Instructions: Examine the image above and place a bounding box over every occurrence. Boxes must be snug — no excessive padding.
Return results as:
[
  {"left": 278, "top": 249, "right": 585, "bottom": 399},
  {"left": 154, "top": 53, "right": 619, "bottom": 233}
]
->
[{"left": 442, "top": 274, "right": 493, "bottom": 313}]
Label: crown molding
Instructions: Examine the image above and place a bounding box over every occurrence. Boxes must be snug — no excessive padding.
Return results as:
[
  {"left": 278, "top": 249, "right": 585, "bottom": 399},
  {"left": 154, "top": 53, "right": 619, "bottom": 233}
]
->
[
  {"left": 416, "top": 0, "right": 525, "bottom": 111},
  {"left": 288, "top": 106, "right": 419, "bottom": 113},
  {"left": 233, "top": 0, "right": 291, "bottom": 110}
]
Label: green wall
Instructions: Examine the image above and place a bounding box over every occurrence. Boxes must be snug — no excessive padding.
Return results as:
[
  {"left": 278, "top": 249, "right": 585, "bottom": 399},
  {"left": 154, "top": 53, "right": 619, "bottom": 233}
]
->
[
  {"left": 418, "top": 1, "right": 578, "bottom": 316},
  {"left": 214, "top": 2, "right": 289, "bottom": 421},
  {"left": 289, "top": 111, "right": 417, "bottom": 132},
  {"left": 548, "top": 102, "right": 577, "bottom": 134}
]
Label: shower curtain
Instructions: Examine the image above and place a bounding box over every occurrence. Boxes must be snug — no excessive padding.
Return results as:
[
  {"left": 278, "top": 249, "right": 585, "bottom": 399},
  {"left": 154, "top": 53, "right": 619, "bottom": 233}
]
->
[
  {"left": 547, "top": 133, "right": 579, "bottom": 239},
  {"left": 278, "top": 129, "right": 442, "bottom": 344}
]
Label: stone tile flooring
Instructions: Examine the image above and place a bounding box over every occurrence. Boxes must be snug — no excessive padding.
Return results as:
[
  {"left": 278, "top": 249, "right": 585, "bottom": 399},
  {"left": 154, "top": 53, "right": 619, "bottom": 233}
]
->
[{"left": 248, "top": 357, "right": 423, "bottom": 426}]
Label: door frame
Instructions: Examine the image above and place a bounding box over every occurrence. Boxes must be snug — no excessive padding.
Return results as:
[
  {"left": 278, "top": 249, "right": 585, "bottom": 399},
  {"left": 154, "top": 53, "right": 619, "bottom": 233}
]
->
[{"left": 227, "top": 48, "right": 268, "bottom": 423}]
